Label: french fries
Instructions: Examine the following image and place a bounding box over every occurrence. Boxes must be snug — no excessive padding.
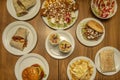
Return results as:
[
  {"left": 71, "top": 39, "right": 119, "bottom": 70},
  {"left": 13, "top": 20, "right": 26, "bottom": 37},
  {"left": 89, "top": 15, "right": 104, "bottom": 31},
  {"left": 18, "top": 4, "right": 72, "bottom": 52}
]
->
[{"left": 69, "top": 59, "right": 94, "bottom": 80}]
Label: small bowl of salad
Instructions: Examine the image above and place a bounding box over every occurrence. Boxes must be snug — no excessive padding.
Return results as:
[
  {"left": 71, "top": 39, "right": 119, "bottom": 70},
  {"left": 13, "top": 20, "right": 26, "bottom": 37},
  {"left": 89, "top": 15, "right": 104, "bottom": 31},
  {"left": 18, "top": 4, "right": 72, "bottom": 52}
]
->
[{"left": 91, "top": 0, "right": 117, "bottom": 19}]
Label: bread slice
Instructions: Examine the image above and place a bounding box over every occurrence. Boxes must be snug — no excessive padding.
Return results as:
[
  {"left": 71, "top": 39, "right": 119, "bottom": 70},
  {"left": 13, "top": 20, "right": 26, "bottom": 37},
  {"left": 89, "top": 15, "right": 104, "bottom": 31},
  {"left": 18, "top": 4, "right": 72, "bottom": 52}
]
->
[
  {"left": 99, "top": 49, "right": 116, "bottom": 72},
  {"left": 87, "top": 20, "right": 103, "bottom": 33}
]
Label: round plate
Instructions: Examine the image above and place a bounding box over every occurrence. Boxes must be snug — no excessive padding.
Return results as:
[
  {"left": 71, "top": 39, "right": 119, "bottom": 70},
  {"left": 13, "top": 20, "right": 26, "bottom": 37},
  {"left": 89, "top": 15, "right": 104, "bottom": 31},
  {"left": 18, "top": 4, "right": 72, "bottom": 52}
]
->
[
  {"left": 15, "top": 53, "right": 49, "bottom": 80},
  {"left": 2, "top": 21, "right": 37, "bottom": 55},
  {"left": 95, "top": 46, "right": 120, "bottom": 75},
  {"left": 45, "top": 30, "right": 75, "bottom": 59},
  {"left": 41, "top": 0, "right": 78, "bottom": 29},
  {"left": 67, "top": 56, "right": 96, "bottom": 80},
  {"left": 7, "top": 0, "right": 40, "bottom": 20},
  {"left": 91, "top": 0, "right": 117, "bottom": 19},
  {"left": 76, "top": 18, "right": 105, "bottom": 46}
]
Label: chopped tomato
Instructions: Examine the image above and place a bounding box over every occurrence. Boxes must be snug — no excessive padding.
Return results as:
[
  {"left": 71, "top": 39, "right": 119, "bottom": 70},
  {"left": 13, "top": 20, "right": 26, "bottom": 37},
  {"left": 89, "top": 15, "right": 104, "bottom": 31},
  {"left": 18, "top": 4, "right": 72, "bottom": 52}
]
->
[
  {"left": 64, "top": 12, "right": 71, "bottom": 23},
  {"left": 65, "top": 17, "right": 71, "bottom": 23},
  {"left": 93, "top": 0, "right": 116, "bottom": 18}
]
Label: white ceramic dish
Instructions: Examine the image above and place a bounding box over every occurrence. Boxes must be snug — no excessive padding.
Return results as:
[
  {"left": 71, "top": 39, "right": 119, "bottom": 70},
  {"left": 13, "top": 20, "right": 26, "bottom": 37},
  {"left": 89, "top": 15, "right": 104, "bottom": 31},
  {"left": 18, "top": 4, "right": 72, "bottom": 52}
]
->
[
  {"left": 6, "top": 0, "right": 40, "bottom": 20},
  {"left": 45, "top": 30, "right": 75, "bottom": 59},
  {"left": 67, "top": 56, "right": 96, "bottom": 80},
  {"left": 95, "top": 46, "right": 120, "bottom": 75},
  {"left": 2, "top": 21, "right": 37, "bottom": 55},
  {"left": 76, "top": 18, "right": 105, "bottom": 46},
  {"left": 15, "top": 53, "right": 49, "bottom": 80},
  {"left": 91, "top": 0, "right": 117, "bottom": 19},
  {"left": 41, "top": 0, "right": 78, "bottom": 29}
]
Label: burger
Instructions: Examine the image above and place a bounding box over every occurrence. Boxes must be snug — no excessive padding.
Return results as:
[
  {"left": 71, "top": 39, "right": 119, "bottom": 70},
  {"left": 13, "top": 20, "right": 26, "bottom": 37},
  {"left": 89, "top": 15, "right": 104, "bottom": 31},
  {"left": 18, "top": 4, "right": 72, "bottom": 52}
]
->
[
  {"left": 82, "top": 20, "right": 103, "bottom": 41},
  {"left": 22, "top": 64, "right": 45, "bottom": 80}
]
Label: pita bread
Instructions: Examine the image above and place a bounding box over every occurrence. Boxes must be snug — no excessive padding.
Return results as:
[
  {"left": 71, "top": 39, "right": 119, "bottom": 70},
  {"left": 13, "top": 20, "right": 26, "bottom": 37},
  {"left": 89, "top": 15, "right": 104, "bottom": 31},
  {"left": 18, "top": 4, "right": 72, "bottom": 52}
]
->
[
  {"left": 18, "top": 0, "right": 36, "bottom": 9},
  {"left": 13, "top": 0, "right": 28, "bottom": 17},
  {"left": 99, "top": 49, "right": 116, "bottom": 72},
  {"left": 10, "top": 28, "right": 28, "bottom": 51}
]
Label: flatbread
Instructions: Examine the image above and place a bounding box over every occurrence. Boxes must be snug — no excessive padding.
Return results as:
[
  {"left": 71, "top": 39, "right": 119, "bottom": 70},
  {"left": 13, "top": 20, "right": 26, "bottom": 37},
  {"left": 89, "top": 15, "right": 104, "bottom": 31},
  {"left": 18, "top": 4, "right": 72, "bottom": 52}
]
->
[
  {"left": 99, "top": 49, "right": 116, "bottom": 72},
  {"left": 10, "top": 39, "right": 25, "bottom": 51},
  {"left": 14, "top": 27, "right": 28, "bottom": 39},
  {"left": 13, "top": 0, "right": 28, "bottom": 17},
  {"left": 18, "top": 0, "right": 36, "bottom": 9},
  {"left": 10, "top": 28, "right": 28, "bottom": 51}
]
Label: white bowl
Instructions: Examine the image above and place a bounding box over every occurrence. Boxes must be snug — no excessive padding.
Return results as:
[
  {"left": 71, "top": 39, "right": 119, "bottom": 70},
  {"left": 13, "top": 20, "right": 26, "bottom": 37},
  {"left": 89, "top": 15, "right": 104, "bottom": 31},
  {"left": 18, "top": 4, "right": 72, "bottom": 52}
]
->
[{"left": 91, "top": 0, "right": 117, "bottom": 19}]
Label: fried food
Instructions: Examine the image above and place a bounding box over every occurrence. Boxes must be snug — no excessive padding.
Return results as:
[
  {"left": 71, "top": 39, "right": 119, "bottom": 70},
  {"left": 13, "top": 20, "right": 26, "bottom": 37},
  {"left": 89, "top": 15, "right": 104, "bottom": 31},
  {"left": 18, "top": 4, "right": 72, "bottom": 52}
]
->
[
  {"left": 22, "top": 64, "right": 45, "bottom": 80},
  {"left": 69, "top": 59, "right": 94, "bottom": 80}
]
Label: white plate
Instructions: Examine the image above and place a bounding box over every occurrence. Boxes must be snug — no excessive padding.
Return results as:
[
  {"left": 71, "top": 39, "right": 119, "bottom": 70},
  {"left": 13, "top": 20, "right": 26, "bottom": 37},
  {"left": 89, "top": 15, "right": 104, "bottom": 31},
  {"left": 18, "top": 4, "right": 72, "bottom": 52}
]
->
[
  {"left": 41, "top": 0, "right": 78, "bottom": 30},
  {"left": 76, "top": 18, "right": 105, "bottom": 46},
  {"left": 2, "top": 21, "right": 37, "bottom": 55},
  {"left": 95, "top": 46, "right": 120, "bottom": 75},
  {"left": 67, "top": 56, "right": 96, "bottom": 80},
  {"left": 91, "top": 0, "right": 117, "bottom": 19},
  {"left": 15, "top": 53, "right": 49, "bottom": 80},
  {"left": 7, "top": 0, "right": 40, "bottom": 20},
  {"left": 45, "top": 30, "right": 75, "bottom": 59}
]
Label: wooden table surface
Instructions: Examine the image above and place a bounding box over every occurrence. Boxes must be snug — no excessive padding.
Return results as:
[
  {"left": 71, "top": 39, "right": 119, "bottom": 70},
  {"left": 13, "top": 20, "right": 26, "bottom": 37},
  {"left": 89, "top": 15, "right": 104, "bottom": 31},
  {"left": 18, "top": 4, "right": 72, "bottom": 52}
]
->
[{"left": 0, "top": 0, "right": 120, "bottom": 80}]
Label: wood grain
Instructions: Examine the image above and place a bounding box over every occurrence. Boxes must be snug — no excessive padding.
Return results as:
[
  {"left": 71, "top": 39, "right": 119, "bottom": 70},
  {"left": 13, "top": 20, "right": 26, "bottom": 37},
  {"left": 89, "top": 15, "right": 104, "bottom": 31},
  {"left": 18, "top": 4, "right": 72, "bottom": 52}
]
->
[{"left": 0, "top": 0, "right": 120, "bottom": 80}]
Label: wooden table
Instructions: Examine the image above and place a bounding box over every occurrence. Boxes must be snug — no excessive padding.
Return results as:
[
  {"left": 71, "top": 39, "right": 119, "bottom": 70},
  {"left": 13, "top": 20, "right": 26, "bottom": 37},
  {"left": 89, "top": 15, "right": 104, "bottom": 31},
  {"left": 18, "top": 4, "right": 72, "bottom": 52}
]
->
[{"left": 0, "top": 0, "right": 120, "bottom": 80}]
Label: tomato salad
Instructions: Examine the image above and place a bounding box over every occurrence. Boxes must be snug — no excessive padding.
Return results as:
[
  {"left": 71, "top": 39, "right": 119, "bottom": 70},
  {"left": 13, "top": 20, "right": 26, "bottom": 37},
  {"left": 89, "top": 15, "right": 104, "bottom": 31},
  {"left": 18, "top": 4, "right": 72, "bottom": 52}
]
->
[{"left": 91, "top": 0, "right": 117, "bottom": 19}]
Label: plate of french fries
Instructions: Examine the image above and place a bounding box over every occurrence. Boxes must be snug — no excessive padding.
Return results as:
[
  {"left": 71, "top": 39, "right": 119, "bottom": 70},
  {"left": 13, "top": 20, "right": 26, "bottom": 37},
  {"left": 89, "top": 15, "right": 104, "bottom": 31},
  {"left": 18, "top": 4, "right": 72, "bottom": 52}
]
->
[{"left": 67, "top": 56, "right": 96, "bottom": 80}]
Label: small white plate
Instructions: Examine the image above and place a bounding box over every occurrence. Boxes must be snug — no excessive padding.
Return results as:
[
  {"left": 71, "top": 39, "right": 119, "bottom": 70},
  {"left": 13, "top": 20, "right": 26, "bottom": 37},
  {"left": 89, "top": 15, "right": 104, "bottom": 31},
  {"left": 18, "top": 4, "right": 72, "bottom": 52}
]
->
[
  {"left": 41, "top": 0, "right": 78, "bottom": 30},
  {"left": 2, "top": 21, "right": 37, "bottom": 55},
  {"left": 7, "top": 0, "right": 40, "bottom": 20},
  {"left": 45, "top": 30, "right": 75, "bottom": 59},
  {"left": 67, "top": 56, "right": 96, "bottom": 80},
  {"left": 15, "top": 53, "right": 49, "bottom": 80},
  {"left": 91, "top": 0, "right": 117, "bottom": 19},
  {"left": 95, "top": 46, "right": 120, "bottom": 75},
  {"left": 76, "top": 18, "right": 105, "bottom": 46}
]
